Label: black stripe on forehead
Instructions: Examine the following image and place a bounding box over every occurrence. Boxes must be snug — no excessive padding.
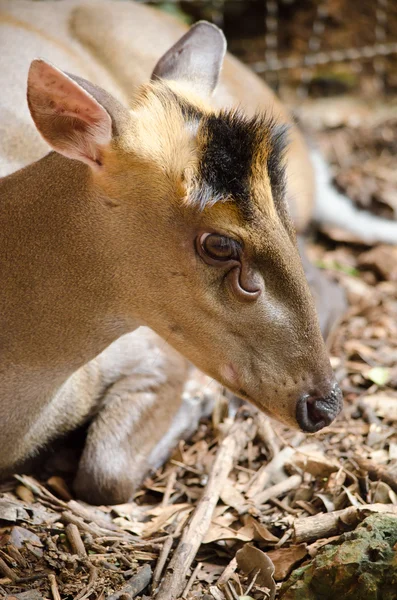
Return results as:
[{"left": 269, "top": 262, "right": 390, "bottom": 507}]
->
[
  {"left": 198, "top": 111, "right": 259, "bottom": 204},
  {"left": 196, "top": 110, "right": 289, "bottom": 217},
  {"left": 151, "top": 86, "right": 289, "bottom": 217}
]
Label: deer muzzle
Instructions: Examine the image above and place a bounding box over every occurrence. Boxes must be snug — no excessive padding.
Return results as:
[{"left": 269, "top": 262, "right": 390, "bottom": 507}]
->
[{"left": 296, "top": 382, "right": 343, "bottom": 433}]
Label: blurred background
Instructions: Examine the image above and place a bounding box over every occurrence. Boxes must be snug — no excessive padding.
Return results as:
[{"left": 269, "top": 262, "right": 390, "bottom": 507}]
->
[
  {"left": 145, "top": 0, "right": 397, "bottom": 97},
  {"left": 139, "top": 0, "right": 397, "bottom": 229}
]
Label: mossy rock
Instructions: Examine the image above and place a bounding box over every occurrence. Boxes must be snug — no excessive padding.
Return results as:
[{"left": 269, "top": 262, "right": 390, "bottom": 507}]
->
[{"left": 280, "top": 514, "right": 397, "bottom": 600}]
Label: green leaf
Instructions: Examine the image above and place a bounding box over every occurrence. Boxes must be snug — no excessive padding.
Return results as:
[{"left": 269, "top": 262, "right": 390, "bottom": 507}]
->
[
  {"left": 314, "top": 259, "right": 360, "bottom": 277},
  {"left": 367, "top": 367, "right": 390, "bottom": 386}
]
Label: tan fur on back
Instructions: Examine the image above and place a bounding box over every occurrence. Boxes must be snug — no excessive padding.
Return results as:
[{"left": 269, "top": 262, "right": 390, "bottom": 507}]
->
[{"left": 0, "top": 0, "right": 314, "bottom": 230}]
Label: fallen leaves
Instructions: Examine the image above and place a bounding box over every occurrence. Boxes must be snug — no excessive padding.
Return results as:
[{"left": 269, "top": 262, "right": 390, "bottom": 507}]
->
[
  {"left": 236, "top": 545, "right": 276, "bottom": 600},
  {"left": 266, "top": 545, "right": 307, "bottom": 581},
  {"left": 358, "top": 245, "right": 397, "bottom": 281}
]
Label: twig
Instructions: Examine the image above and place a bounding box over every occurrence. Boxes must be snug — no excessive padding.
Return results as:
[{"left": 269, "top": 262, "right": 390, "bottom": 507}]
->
[
  {"left": 62, "top": 511, "right": 131, "bottom": 540},
  {"left": 152, "top": 536, "right": 173, "bottom": 591},
  {"left": 161, "top": 469, "right": 177, "bottom": 507},
  {"left": 269, "top": 496, "right": 299, "bottom": 515},
  {"left": 2, "top": 545, "right": 26, "bottom": 568},
  {"left": 182, "top": 562, "right": 202, "bottom": 598},
  {"left": 217, "top": 557, "right": 237, "bottom": 586},
  {"left": 255, "top": 474, "right": 302, "bottom": 505},
  {"left": 244, "top": 569, "right": 260, "bottom": 596},
  {"left": 68, "top": 500, "right": 122, "bottom": 532},
  {"left": 106, "top": 564, "right": 152, "bottom": 600},
  {"left": 65, "top": 523, "right": 87, "bottom": 558},
  {"left": 61, "top": 511, "right": 102, "bottom": 537},
  {"left": 48, "top": 573, "right": 61, "bottom": 600},
  {"left": 294, "top": 503, "right": 397, "bottom": 543},
  {"left": 154, "top": 418, "right": 255, "bottom": 600},
  {"left": 75, "top": 565, "right": 98, "bottom": 600},
  {"left": 354, "top": 456, "right": 397, "bottom": 493},
  {"left": 256, "top": 413, "right": 280, "bottom": 459},
  {"left": 14, "top": 475, "right": 68, "bottom": 509},
  {"left": 0, "top": 556, "right": 17, "bottom": 581}
]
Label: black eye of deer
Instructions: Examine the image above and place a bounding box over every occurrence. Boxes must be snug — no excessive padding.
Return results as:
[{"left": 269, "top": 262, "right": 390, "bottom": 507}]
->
[{"left": 198, "top": 233, "right": 241, "bottom": 264}]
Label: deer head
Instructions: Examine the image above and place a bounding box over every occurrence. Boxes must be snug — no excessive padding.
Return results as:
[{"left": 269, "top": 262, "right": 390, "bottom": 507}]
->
[{"left": 26, "top": 22, "right": 342, "bottom": 432}]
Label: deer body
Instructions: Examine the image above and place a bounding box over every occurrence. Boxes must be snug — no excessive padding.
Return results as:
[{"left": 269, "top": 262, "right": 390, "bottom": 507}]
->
[{"left": 0, "top": 0, "right": 344, "bottom": 503}]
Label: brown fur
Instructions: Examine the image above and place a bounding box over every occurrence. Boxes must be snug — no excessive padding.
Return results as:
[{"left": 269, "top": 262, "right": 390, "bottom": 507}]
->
[{"left": 0, "top": 0, "right": 344, "bottom": 504}]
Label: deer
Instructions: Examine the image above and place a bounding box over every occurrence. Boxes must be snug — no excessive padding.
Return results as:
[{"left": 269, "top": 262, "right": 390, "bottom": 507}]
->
[{"left": 0, "top": 0, "right": 393, "bottom": 505}]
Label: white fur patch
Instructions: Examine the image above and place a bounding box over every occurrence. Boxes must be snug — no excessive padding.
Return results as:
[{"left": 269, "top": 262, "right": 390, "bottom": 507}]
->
[{"left": 311, "top": 149, "right": 397, "bottom": 245}]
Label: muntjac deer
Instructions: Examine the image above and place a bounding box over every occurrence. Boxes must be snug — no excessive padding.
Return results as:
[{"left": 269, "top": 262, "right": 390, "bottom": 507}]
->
[{"left": 1, "top": 0, "right": 388, "bottom": 504}]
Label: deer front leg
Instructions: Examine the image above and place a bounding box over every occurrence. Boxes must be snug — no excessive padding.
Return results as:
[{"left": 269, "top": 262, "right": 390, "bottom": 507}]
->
[
  {"left": 73, "top": 348, "right": 189, "bottom": 505},
  {"left": 73, "top": 330, "right": 218, "bottom": 506}
]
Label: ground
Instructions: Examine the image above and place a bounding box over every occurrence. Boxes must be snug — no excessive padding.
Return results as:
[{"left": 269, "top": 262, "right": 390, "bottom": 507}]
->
[{"left": 1, "top": 1, "right": 397, "bottom": 598}]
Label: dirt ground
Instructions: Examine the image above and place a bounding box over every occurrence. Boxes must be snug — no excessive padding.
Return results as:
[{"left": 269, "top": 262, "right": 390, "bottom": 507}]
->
[{"left": 1, "top": 2, "right": 397, "bottom": 599}]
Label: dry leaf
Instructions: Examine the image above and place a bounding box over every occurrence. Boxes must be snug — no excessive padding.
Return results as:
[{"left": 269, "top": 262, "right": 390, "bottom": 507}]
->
[
  {"left": 8, "top": 526, "right": 42, "bottom": 550},
  {"left": 220, "top": 480, "right": 249, "bottom": 514},
  {"left": 203, "top": 523, "right": 252, "bottom": 544},
  {"left": 361, "top": 393, "right": 397, "bottom": 421},
  {"left": 112, "top": 517, "right": 145, "bottom": 536},
  {"left": 241, "top": 515, "right": 279, "bottom": 543},
  {"left": 290, "top": 451, "right": 340, "bottom": 478},
  {"left": 142, "top": 503, "right": 192, "bottom": 537},
  {"left": 236, "top": 545, "right": 276, "bottom": 600},
  {"left": 266, "top": 544, "right": 308, "bottom": 581}
]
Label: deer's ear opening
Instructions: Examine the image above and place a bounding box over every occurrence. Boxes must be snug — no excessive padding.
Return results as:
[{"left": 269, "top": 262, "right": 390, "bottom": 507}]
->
[
  {"left": 27, "top": 59, "right": 112, "bottom": 168},
  {"left": 151, "top": 21, "right": 227, "bottom": 97}
]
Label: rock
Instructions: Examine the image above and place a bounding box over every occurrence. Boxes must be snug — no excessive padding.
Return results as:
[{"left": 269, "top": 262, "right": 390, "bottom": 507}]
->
[{"left": 280, "top": 514, "right": 397, "bottom": 600}]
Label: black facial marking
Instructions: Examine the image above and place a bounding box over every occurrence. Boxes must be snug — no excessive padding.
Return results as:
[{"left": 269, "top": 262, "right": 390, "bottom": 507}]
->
[
  {"left": 198, "top": 111, "right": 259, "bottom": 210},
  {"left": 154, "top": 86, "right": 289, "bottom": 218},
  {"left": 197, "top": 110, "right": 289, "bottom": 219}
]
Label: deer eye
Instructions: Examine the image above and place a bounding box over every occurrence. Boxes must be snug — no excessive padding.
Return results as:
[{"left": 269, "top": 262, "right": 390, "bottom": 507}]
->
[{"left": 198, "top": 233, "right": 241, "bottom": 264}]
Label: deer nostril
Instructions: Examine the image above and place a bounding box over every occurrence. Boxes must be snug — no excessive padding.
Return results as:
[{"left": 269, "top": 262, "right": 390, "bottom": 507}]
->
[{"left": 296, "top": 383, "right": 343, "bottom": 433}]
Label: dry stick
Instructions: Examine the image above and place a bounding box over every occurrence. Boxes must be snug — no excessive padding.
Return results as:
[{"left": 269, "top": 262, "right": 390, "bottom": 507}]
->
[
  {"left": 217, "top": 557, "right": 237, "bottom": 586},
  {"left": 294, "top": 503, "right": 397, "bottom": 544},
  {"left": 182, "top": 562, "right": 202, "bottom": 599},
  {"left": 65, "top": 523, "right": 87, "bottom": 558},
  {"left": 106, "top": 564, "right": 152, "bottom": 600},
  {"left": 355, "top": 456, "right": 397, "bottom": 493},
  {"left": 62, "top": 511, "right": 130, "bottom": 540},
  {"left": 61, "top": 511, "right": 102, "bottom": 537},
  {"left": 68, "top": 500, "right": 123, "bottom": 533},
  {"left": 154, "top": 418, "right": 255, "bottom": 600},
  {"left": 152, "top": 535, "right": 173, "bottom": 591},
  {"left": 48, "top": 573, "right": 61, "bottom": 600},
  {"left": 0, "top": 556, "right": 17, "bottom": 581},
  {"left": 75, "top": 565, "right": 98, "bottom": 600},
  {"left": 256, "top": 414, "right": 280, "bottom": 459},
  {"left": 255, "top": 474, "right": 302, "bottom": 505},
  {"left": 161, "top": 469, "right": 177, "bottom": 507}
]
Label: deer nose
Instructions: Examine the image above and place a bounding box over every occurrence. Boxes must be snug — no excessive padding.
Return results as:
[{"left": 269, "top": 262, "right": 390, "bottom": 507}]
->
[{"left": 296, "top": 383, "right": 343, "bottom": 433}]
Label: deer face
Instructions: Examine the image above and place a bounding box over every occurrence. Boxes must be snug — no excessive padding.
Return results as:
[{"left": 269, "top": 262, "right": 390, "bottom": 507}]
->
[{"left": 27, "top": 22, "right": 342, "bottom": 432}]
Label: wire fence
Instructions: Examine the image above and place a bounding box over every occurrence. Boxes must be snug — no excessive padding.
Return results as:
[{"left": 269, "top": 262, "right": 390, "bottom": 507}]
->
[{"left": 139, "top": 0, "right": 397, "bottom": 97}]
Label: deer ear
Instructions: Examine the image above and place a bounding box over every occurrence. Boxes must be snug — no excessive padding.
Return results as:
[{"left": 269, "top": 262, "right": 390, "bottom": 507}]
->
[
  {"left": 151, "top": 21, "right": 226, "bottom": 96},
  {"left": 27, "top": 59, "right": 113, "bottom": 168}
]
